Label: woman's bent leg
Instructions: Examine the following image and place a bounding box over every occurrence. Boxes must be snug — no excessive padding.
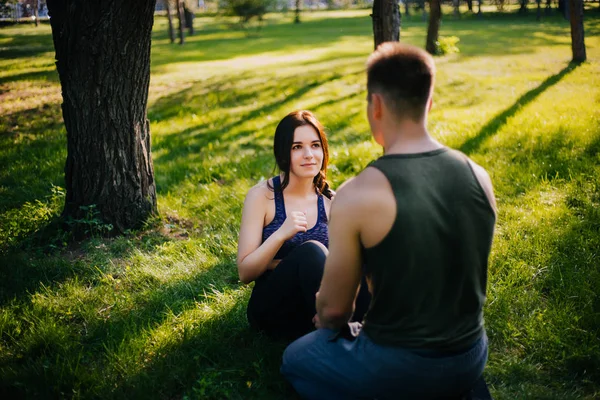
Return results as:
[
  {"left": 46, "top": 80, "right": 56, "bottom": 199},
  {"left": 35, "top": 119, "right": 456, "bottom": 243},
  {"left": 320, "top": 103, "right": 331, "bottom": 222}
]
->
[{"left": 247, "top": 241, "right": 327, "bottom": 340}]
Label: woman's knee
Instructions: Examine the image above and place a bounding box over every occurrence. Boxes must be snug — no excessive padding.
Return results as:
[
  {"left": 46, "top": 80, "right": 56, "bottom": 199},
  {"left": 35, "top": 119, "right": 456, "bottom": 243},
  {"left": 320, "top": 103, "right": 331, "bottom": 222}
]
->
[{"left": 296, "top": 240, "right": 328, "bottom": 258}]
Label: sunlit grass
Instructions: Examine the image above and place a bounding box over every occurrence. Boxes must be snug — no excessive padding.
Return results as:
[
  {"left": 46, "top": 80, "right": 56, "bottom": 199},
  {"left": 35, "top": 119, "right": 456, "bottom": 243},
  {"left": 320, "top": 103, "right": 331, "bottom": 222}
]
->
[{"left": 1, "top": 9, "right": 600, "bottom": 399}]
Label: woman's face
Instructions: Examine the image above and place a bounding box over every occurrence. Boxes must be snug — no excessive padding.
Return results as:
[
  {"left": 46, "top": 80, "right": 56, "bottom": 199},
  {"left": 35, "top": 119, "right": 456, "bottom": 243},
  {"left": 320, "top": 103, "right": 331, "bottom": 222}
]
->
[{"left": 289, "top": 125, "right": 323, "bottom": 180}]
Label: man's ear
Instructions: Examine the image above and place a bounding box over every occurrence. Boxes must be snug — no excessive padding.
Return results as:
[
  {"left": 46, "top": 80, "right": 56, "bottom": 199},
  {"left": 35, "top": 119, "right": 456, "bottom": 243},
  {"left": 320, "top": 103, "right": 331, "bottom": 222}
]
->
[{"left": 372, "top": 93, "right": 383, "bottom": 120}]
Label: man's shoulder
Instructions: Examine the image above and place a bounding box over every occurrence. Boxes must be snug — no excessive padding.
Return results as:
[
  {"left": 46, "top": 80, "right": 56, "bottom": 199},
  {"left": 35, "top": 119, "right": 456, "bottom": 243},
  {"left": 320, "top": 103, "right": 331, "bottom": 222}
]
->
[{"left": 333, "top": 167, "right": 391, "bottom": 211}]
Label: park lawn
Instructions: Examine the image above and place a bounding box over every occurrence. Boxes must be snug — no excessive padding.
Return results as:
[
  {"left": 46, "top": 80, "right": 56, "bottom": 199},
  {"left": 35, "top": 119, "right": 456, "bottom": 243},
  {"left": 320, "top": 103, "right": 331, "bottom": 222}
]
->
[{"left": 1, "top": 8, "right": 600, "bottom": 399}]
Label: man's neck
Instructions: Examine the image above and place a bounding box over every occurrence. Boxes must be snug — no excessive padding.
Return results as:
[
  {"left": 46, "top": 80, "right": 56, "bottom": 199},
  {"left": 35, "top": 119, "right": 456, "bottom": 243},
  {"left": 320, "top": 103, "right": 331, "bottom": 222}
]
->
[{"left": 381, "top": 118, "right": 443, "bottom": 155}]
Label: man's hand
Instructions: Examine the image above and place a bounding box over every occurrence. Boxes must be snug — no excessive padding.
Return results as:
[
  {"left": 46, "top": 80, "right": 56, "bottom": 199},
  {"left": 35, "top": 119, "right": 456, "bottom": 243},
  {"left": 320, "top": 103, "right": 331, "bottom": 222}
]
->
[{"left": 312, "top": 313, "right": 322, "bottom": 329}]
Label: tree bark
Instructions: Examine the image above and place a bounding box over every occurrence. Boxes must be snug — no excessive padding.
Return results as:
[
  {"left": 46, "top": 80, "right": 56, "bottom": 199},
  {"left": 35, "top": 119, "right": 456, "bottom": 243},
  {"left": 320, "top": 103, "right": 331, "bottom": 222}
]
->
[
  {"left": 46, "top": 0, "right": 158, "bottom": 235},
  {"left": 176, "top": 0, "right": 185, "bottom": 45},
  {"left": 34, "top": 0, "right": 39, "bottom": 26},
  {"left": 405, "top": 0, "right": 410, "bottom": 17},
  {"left": 372, "top": 0, "right": 401, "bottom": 49},
  {"left": 466, "top": 0, "right": 473, "bottom": 12},
  {"left": 165, "top": 0, "right": 175, "bottom": 43},
  {"left": 569, "top": 0, "right": 586, "bottom": 62},
  {"left": 426, "top": 0, "right": 441, "bottom": 54}
]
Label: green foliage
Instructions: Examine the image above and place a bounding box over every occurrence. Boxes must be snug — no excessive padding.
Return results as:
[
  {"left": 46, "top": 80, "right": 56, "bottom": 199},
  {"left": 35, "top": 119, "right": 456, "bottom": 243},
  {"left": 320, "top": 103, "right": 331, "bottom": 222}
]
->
[
  {"left": 65, "top": 204, "right": 115, "bottom": 238},
  {"left": 436, "top": 36, "right": 460, "bottom": 55},
  {"left": 1, "top": 10, "right": 600, "bottom": 400},
  {"left": 219, "top": 0, "right": 273, "bottom": 24}
]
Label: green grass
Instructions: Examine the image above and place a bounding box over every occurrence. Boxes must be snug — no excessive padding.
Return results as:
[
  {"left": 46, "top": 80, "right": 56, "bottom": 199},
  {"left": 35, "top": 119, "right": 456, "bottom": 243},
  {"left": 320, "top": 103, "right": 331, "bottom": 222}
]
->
[{"left": 1, "top": 8, "right": 600, "bottom": 399}]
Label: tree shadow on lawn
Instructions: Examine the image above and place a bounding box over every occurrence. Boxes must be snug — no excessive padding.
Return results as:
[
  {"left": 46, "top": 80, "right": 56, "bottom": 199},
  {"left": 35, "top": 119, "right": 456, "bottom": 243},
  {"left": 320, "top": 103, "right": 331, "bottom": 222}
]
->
[
  {"left": 150, "top": 14, "right": 373, "bottom": 68},
  {"left": 459, "top": 61, "right": 580, "bottom": 155},
  {"left": 0, "top": 226, "right": 183, "bottom": 306},
  {"left": 0, "top": 68, "right": 59, "bottom": 85},
  {"left": 485, "top": 186, "right": 600, "bottom": 396},
  {"left": 0, "top": 257, "right": 252, "bottom": 399},
  {"left": 0, "top": 30, "right": 55, "bottom": 60},
  {"left": 105, "top": 299, "right": 290, "bottom": 400},
  {"left": 0, "top": 103, "right": 65, "bottom": 212}
]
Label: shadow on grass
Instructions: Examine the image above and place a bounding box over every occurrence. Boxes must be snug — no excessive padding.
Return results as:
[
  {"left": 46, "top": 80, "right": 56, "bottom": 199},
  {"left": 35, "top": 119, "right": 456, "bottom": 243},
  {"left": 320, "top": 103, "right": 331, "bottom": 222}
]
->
[
  {"left": 0, "top": 227, "right": 180, "bottom": 306},
  {"left": 459, "top": 62, "right": 580, "bottom": 155},
  {"left": 0, "top": 30, "right": 54, "bottom": 60},
  {"left": 0, "top": 68, "right": 59, "bottom": 85},
  {"left": 0, "top": 257, "right": 272, "bottom": 400},
  {"left": 105, "top": 298, "right": 289, "bottom": 399},
  {"left": 0, "top": 103, "right": 65, "bottom": 212},
  {"left": 150, "top": 14, "right": 373, "bottom": 69}
]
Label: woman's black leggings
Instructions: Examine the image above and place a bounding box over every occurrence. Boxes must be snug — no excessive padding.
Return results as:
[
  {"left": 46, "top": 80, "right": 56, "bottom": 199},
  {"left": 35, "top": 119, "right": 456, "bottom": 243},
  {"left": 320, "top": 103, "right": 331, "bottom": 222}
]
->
[{"left": 246, "top": 241, "right": 370, "bottom": 341}]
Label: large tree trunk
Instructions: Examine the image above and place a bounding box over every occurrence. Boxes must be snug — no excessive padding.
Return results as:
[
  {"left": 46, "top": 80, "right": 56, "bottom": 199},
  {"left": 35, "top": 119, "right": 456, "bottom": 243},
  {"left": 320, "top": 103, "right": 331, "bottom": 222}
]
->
[
  {"left": 46, "top": 0, "right": 158, "bottom": 235},
  {"left": 165, "top": 0, "right": 176, "bottom": 44},
  {"left": 176, "top": 0, "right": 185, "bottom": 45},
  {"left": 426, "top": 0, "right": 441, "bottom": 54},
  {"left": 372, "top": 0, "right": 401, "bottom": 49},
  {"left": 569, "top": 0, "right": 586, "bottom": 62},
  {"left": 34, "top": 0, "right": 39, "bottom": 26}
]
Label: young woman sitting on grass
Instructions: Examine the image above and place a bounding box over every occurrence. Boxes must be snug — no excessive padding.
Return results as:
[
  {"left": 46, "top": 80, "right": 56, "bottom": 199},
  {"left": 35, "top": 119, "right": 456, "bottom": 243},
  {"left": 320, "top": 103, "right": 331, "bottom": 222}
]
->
[{"left": 237, "top": 110, "right": 368, "bottom": 341}]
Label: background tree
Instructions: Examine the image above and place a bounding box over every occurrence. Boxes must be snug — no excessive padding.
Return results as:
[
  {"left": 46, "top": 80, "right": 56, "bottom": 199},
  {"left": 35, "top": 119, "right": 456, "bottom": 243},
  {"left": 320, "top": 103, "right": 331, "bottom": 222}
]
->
[
  {"left": 184, "top": 3, "right": 195, "bottom": 35},
  {"left": 295, "top": 0, "right": 300, "bottom": 23},
  {"left": 569, "top": 0, "right": 586, "bottom": 62},
  {"left": 453, "top": 0, "right": 460, "bottom": 17},
  {"left": 177, "top": 0, "right": 185, "bottom": 44},
  {"left": 165, "top": 0, "right": 176, "bottom": 44},
  {"left": 220, "top": 0, "right": 271, "bottom": 27},
  {"left": 34, "top": 0, "right": 39, "bottom": 26},
  {"left": 372, "top": 0, "right": 401, "bottom": 49},
  {"left": 426, "top": 0, "right": 441, "bottom": 54},
  {"left": 46, "top": 0, "right": 158, "bottom": 235}
]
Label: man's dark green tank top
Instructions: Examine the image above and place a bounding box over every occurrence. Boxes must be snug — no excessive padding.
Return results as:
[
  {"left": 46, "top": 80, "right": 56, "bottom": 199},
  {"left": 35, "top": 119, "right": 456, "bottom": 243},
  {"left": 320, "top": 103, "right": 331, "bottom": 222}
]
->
[{"left": 362, "top": 147, "right": 495, "bottom": 352}]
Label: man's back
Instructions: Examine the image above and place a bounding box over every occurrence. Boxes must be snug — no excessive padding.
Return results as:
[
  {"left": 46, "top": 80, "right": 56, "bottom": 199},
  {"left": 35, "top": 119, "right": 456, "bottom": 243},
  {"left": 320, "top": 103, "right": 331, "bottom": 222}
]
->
[{"left": 355, "top": 148, "right": 496, "bottom": 351}]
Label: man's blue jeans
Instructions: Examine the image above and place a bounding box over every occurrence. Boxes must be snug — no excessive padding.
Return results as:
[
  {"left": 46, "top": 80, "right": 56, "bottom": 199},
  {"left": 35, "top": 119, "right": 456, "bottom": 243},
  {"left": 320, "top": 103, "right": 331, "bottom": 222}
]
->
[{"left": 281, "top": 327, "right": 488, "bottom": 400}]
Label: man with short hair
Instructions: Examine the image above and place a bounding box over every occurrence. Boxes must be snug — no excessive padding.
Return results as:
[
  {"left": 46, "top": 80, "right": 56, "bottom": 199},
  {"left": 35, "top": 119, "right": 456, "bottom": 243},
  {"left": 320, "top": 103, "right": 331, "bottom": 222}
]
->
[{"left": 281, "top": 42, "right": 497, "bottom": 399}]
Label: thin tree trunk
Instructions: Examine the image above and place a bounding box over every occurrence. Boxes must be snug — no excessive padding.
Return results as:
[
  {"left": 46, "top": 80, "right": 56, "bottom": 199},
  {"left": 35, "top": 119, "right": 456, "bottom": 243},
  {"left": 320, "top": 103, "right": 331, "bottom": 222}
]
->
[
  {"left": 426, "top": 0, "right": 441, "bottom": 54},
  {"left": 46, "top": 0, "right": 158, "bottom": 235},
  {"left": 165, "top": 0, "right": 175, "bottom": 43},
  {"left": 478, "top": 0, "right": 483, "bottom": 15},
  {"left": 295, "top": 0, "right": 301, "bottom": 23},
  {"left": 34, "top": 0, "right": 39, "bottom": 26},
  {"left": 405, "top": 0, "right": 410, "bottom": 16},
  {"left": 453, "top": 0, "right": 460, "bottom": 17},
  {"left": 537, "top": 0, "right": 542, "bottom": 20},
  {"left": 184, "top": 4, "right": 194, "bottom": 35},
  {"left": 466, "top": 0, "right": 473, "bottom": 11},
  {"left": 569, "top": 0, "right": 586, "bottom": 62},
  {"left": 372, "top": 0, "right": 401, "bottom": 49},
  {"left": 176, "top": 0, "right": 185, "bottom": 45}
]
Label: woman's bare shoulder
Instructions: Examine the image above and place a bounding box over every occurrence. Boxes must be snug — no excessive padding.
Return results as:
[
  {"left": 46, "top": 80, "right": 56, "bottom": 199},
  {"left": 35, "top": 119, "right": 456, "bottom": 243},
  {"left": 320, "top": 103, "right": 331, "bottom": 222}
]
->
[{"left": 245, "top": 178, "right": 274, "bottom": 203}]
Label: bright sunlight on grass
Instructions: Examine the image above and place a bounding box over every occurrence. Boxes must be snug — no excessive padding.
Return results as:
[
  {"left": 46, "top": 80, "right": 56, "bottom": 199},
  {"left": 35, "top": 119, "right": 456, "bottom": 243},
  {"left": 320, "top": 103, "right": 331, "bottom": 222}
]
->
[{"left": 1, "top": 8, "right": 599, "bottom": 399}]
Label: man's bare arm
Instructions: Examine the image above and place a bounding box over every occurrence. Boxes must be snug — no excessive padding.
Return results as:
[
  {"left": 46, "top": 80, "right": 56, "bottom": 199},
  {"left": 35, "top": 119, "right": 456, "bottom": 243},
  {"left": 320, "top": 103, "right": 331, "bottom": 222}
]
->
[{"left": 316, "top": 182, "right": 363, "bottom": 330}]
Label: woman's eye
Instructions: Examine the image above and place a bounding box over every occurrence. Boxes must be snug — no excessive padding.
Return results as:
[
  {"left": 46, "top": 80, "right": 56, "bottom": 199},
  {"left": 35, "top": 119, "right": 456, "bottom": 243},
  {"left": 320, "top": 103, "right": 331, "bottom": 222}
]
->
[
  {"left": 312, "top": 143, "right": 321, "bottom": 148},
  {"left": 292, "top": 145, "right": 301, "bottom": 150}
]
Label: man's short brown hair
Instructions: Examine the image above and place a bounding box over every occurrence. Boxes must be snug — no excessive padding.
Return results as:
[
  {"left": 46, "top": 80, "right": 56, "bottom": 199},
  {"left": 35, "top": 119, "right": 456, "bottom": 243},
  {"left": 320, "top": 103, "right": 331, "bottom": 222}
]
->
[{"left": 367, "top": 42, "right": 436, "bottom": 122}]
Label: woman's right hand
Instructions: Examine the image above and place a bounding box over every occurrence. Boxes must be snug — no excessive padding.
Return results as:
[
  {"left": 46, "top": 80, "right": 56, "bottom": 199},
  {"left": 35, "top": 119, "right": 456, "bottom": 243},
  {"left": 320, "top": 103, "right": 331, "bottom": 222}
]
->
[{"left": 278, "top": 211, "right": 308, "bottom": 240}]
